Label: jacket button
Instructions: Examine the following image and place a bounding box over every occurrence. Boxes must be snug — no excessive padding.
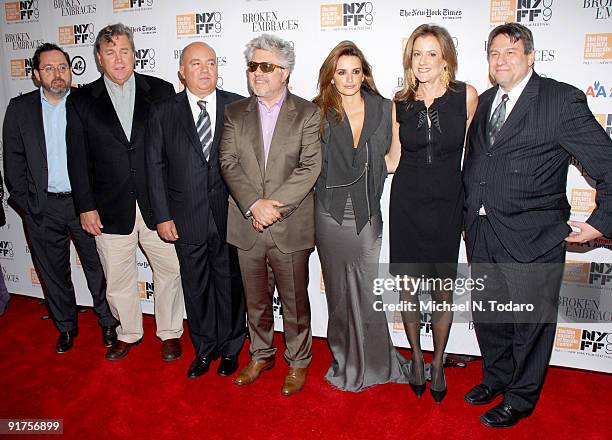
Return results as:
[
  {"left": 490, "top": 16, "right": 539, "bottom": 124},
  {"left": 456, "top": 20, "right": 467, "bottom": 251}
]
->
[
  {"left": 479, "top": 181, "right": 486, "bottom": 186},
  {"left": 130, "top": 190, "right": 135, "bottom": 195},
  {"left": 486, "top": 152, "right": 492, "bottom": 157}
]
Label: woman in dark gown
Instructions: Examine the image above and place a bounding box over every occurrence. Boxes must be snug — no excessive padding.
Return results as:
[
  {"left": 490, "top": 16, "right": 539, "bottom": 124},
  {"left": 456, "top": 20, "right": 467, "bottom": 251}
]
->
[
  {"left": 388, "top": 24, "right": 478, "bottom": 403},
  {"left": 314, "top": 41, "right": 409, "bottom": 392}
]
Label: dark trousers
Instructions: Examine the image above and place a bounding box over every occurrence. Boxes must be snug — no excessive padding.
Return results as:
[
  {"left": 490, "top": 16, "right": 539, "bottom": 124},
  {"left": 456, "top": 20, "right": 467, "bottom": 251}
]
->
[
  {"left": 237, "top": 229, "right": 313, "bottom": 368},
  {"left": 24, "top": 195, "right": 116, "bottom": 332},
  {"left": 471, "top": 216, "right": 565, "bottom": 412},
  {"left": 175, "top": 212, "right": 246, "bottom": 358}
]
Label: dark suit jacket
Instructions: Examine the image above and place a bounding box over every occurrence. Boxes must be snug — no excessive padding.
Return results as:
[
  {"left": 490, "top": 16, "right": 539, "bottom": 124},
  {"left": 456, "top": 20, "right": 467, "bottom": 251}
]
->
[
  {"left": 3, "top": 88, "right": 76, "bottom": 225},
  {"left": 146, "top": 88, "right": 243, "bottom": 245},
  {"left": 463, "top": 72, "right": 612, "bottom": 262},
  {"left": 66, "top": 73, "right": 175, "bottom": 234},
  {"left": 219, "top": 92, "right": 321, "bottom": 253}
]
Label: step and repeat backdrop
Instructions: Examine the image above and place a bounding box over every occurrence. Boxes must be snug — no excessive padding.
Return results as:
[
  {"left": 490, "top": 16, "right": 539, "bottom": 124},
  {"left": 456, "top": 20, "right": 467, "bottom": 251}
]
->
[{"left": 0, "top": 0, "right": 610, "bottom": 372}]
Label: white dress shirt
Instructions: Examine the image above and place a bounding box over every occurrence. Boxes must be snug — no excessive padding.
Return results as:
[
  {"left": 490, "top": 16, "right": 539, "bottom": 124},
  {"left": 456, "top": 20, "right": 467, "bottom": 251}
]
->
[{"left": 186, "top": 87, "right": 217, "bottom": 139}]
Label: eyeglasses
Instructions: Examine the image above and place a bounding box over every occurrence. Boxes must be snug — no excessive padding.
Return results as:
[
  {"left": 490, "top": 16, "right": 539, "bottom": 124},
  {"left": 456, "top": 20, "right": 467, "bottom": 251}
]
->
[
  {"left": 247, "top": 61, "right": 284, "bottom": 73},
  {"left": 41, "top": 64, "right": 69, "bottom": 74}
]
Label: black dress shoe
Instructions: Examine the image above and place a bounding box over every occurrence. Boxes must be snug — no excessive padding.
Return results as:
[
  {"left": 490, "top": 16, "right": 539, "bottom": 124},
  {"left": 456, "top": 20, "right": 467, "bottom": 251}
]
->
[
  {"left": 464, "top": 383, "right": 504, "bottom": 405},
  {"left": 56, "top": 329, "right": 78, "bottom": 354},
  {"left": 217, "top": 355, "right": 239, "bottom": 376},
  {"left": 480, "top": 402, "right": 532, "bottom": 428},
  {"left": 102, "top": 326, "right": 117, "bottom": 348},
  {"left": 187, "top": 356, "right": 213, "bottom": 379}
]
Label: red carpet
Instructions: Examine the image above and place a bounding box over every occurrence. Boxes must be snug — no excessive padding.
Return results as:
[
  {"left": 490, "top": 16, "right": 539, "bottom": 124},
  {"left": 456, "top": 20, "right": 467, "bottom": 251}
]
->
[{"left": 0, "top": 294, "right": 610, "bottom": 440}]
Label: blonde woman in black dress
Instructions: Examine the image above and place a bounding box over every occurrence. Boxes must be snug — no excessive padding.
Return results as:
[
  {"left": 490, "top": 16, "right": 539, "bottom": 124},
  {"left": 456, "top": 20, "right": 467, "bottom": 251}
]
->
[{"left": 388, "top": 24, "right": 478, "bottom": 403}]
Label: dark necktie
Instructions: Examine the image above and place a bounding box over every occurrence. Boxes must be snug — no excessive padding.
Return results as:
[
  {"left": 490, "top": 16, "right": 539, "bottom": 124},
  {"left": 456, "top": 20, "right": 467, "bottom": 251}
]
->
[
  {"left": 488, "top": 93, "right": 509, "bottom": 146},
  {"left": 196, "top": 100, "right": 212, "bottom": 161}
]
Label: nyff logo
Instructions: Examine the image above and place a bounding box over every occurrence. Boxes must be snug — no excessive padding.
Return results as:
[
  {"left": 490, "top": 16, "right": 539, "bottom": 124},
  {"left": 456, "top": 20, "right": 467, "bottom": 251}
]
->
[
  {"left": 0, "top": 241, "right": 15, "bottom": 258},
  {"left": 113, "top": 0, "right": 153, "bottom": 10},
  {"left": 321, "top": 2, "right": 373, "bottom": 28},
  {"left": 59, "top": 23, "right": 95, "bottom": 46},
  {"left": 5, "top": 1, "right": 39, "bottom": 22},
  {"left": 176, "top": 12, "right": 222, "bottom": 36},
  {"left": 135, "top": 48, "right": 155, "bottom": 70},
  {"left": 516, "top": 0, "right": 553, "bottom": 23},
  {"left": 580, "top": 330, "right": 609, "bottom": 352}
]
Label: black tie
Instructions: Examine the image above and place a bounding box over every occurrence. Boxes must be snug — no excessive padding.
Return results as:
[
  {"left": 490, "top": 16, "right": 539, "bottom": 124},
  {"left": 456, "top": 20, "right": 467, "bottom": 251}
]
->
[
  {"left": 196, "top": 100, "right": 212, "bottom": 161},
  {"left": 488, "top": 93, "right": 509, "bottom": 146}
]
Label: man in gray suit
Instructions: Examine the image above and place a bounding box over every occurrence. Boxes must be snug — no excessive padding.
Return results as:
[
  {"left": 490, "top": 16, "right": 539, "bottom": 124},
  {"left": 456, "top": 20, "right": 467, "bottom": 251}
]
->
[{"left": 219, "top": 34, "right": 321, "bottom": 396}]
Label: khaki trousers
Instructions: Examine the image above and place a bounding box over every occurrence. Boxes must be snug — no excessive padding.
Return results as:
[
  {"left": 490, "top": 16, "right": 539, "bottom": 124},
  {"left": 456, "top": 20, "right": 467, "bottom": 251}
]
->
[{"left": 95, "top": 204, "right": 184, "bottom": 343}]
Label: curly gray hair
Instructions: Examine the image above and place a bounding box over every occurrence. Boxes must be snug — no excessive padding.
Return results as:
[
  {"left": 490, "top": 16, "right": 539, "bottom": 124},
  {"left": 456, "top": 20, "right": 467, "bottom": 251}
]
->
[{"left": 244, "top": 34, "right": 295, "bottom": 74}]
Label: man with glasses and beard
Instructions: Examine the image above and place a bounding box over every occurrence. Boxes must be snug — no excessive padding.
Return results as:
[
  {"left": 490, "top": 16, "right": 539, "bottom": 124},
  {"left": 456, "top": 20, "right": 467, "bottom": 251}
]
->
[
  {"left": 3, "top": 43, "right": 117, "bottom": 353},
  {"left": 219, "top": 34, "right": 321, "bottom": 396}
]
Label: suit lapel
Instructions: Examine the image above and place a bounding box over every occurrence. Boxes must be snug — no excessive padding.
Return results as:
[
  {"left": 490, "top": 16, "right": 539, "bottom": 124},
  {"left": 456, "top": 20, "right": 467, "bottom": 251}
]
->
[
  {"left": 211, "top": 88, "right": 225, "bottom": 155},
  {"left": 492, "top": 73, "right": 540, "bottom": 148},
  {"left": 265, "top": 93, "right": 297, "bottom": 171},
  {"left": 91, "top": 76, "right": 129, "bottom": 146},
  {"left": 32, "top": 93, "right": 48, "bottom": 161},
  {"left": 176, "top": 91, "right": 207, "bottom": 162},
  {"left": 244, "top": 96, "right": 265, "bottom": 178},
  {"left": 129, "top": 73, "right": 152, "bottom": 146}
]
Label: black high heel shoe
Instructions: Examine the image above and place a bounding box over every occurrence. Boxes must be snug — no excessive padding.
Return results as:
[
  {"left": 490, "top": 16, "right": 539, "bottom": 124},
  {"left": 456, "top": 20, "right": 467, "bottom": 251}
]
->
[
  {"left": 430, "top": 365, "right": 447, "bottom": 404},
  {"left": 409, "top": 357, "right": 426, "bottom": 398}
]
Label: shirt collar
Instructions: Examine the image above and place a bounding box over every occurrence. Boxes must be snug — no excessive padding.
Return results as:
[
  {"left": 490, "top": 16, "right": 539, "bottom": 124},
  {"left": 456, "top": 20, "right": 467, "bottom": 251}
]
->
[
  {"left": 104, "top": 72, "right": 135, "bottom": 92},
  {"left": 498, "top": 69, "right": 533, "bottom": 103},
  {"left": 40, "top": 87, "right": 70, "bottom": 105},
  {"left": 257, "top": 87, "right": 287, "bottom": 111},
  {"left": 186, "top": 87, "right": 216, "bottom": 109}
]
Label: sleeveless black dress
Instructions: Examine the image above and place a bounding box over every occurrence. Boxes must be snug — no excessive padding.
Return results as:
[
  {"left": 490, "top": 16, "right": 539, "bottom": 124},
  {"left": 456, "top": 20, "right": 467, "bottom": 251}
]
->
[{"left": 389, "top": 82, "right": 466, "bottom": 279}]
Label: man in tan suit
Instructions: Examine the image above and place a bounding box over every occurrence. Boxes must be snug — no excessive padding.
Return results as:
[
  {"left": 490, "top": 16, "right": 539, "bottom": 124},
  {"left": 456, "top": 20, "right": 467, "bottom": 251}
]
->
[{"left": 219, "top": 34, "right": 321, "bottom": 396}]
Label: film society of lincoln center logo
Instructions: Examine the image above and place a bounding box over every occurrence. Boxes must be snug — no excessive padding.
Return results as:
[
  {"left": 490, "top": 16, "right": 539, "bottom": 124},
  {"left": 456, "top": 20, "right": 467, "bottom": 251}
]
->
[
  {"left": 555, "top": 327, "right": 611, "bottom": 356},
  {"left": 138, "top": 281, "right": 154, "bottom": 300},
  {"left": 59, "top": 23, "right": 95, "bottom": 46},
  {"left": 10, "top": 58, "right": 33, "bottom": 79},
  {"left": 490, "top": 0, "right": 552, "bottom": 25},
  {"left": 564, "top": 260, "right": 612, "bottom": 288},
  {"left": 5, "top": 1, "right": 39, "bottom": 23},
  {"left": 176, "top": 11, "right": 222, "bottom": 38},
  {"left": 584, "top": 33, "right": 612, "bottom": 62},
  {"left": 113, "top": 0, "right": 153, "bottom": 11},
  {"left": 570, "top": 188, "right": 596, "bottom": 213},
  {"left": 320, "top": 2, "right": 373, "bottom": 29}
]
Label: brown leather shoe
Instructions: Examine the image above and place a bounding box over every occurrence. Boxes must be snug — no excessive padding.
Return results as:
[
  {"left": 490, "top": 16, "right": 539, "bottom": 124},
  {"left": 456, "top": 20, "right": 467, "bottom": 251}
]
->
[
  {"left": 105, "top": 338, "right": 143, "bottom": 361},
  {"left": 161, "top": 338, "right": 182, "bottom": 361},
  {"left": 233, "top": 357, "right": 275, "bottom": 385},
  {"left": 281, "top": 368, "right": 307, "bottom": 397}
]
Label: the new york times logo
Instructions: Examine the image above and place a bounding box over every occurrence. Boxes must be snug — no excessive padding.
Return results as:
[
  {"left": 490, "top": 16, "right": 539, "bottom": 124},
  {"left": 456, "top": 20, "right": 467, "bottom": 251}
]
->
[
  {"left": 135, "top": 48, "right": 155, "bottom": 71},
  {"left": 580, "top": 329, "right": 611, "bottom": 353},
  {"left": 399, "top": 8, "right": 462, "bottom": 20},
  {"left": 129, "top": 24, "right": 157, "bottom": 35},
  {"left": 0, "top": 241, "right": 15, "bottom": 259},
  {"left": 53, "top": 0, "right": 97, "bottom": 16},
  {"left": 242, "top": 11, "right": 298, "bottom": 32},
  {"left": 5, "top": 33, "right": 44, "bottom": 50},
  {"left": 516, "top": 0, "right": 553, "bottom": 24},
  {"left": 5, "top": 1, "right": 39, "bottom": 22},
  {"left": 582, "top": 0, "right": 612, "bottom": 19}
]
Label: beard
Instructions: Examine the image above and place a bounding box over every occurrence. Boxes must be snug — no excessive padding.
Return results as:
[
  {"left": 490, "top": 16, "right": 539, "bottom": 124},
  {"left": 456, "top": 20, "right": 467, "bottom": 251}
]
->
[{"left": 45, "top": 79, "right": 69, "bottom": 97}]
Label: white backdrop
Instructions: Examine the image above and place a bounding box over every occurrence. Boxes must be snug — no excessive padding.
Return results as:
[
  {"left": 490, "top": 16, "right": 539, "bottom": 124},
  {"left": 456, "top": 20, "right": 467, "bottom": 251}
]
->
[{"left": 0, "top": 0, "right": 611, "bottom": 373}]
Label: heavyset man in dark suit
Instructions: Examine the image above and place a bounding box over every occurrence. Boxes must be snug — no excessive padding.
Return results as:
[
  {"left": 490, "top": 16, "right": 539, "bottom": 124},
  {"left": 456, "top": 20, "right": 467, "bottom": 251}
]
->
[
  {"left": 3, "top": 43, "right": 117, "bottom": 353},
  {"left": 463, "top": 22, "right": 612, "bottom": 428},
  {"left": 219, "top": 34, "right": 321, "bottom": 396},
  {"left": 67, "top": 24, "right": 184, "bottom": 361},
  {"left": 146, "top": 42, "right": 246, "bottom": 379}
]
